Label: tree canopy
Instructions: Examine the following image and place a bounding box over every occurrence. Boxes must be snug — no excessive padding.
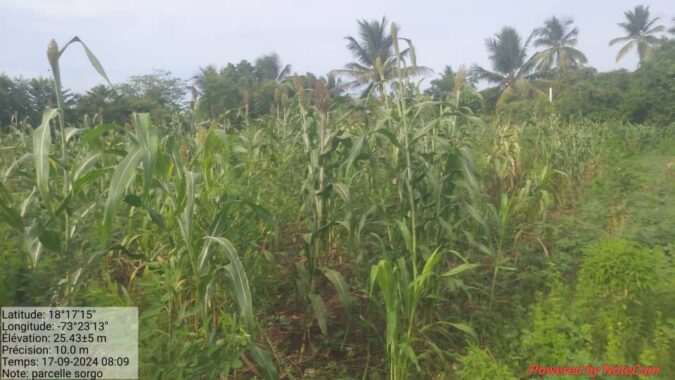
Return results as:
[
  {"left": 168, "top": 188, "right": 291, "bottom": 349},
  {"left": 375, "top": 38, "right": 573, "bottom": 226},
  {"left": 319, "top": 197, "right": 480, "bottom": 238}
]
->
[
  {"left": 331, "top": 17, "right": 429, "bottom": 99},
  {"left": 609, "top": 5, "right": 664, "bottom": 64},
  {"left": 530, "top": 16, "right": 588, "bottom": 71}
]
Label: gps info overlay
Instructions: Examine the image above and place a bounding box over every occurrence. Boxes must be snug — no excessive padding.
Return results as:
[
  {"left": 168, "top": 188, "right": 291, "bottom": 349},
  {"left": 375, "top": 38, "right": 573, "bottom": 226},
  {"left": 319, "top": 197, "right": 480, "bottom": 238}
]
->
[{"left": 1, "top": 307, "right": 138, "bottom": 380}]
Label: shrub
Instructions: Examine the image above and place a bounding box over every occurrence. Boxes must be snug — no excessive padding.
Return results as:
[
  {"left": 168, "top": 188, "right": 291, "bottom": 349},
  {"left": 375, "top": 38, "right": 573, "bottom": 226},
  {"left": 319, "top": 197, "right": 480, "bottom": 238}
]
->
[
  {"left": 521, "top": 276, "right": 593, "bottom": 366},
  {"left": 456, "top": 343, "right": 517, "bottom": 380}
]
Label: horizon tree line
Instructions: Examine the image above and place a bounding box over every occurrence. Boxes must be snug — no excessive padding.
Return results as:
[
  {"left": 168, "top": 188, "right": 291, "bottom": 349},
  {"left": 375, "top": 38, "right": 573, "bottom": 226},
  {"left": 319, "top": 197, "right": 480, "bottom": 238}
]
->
[{"left": 0, "top": 4, "right": 673, "bottom": 126}]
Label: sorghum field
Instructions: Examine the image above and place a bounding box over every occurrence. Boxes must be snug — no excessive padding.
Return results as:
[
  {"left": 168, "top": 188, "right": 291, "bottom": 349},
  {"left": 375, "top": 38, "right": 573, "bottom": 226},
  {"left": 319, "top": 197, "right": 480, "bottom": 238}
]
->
[{"left": 1, "top": 8, "right": 674, "bottom": 380}]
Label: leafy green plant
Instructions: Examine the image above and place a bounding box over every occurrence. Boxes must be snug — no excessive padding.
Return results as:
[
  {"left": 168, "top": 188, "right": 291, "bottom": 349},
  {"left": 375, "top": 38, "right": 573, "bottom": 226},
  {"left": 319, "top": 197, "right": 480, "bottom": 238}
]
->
[
  {"left": 456, "top": 343, "right": 517, "bottom": 380},
  {"left": 520, "top": 274, "right": 593, "bottom": 366},
  {"left": 577, "top": 239, "right": 665, "bottom": 307},
  {"left": 370, "top": 250, "right": 478, "bottom": 379}
]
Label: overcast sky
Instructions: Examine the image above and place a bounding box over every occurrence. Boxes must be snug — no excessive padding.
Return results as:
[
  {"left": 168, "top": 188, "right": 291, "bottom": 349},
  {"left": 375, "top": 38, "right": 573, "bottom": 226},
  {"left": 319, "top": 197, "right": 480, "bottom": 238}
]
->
[{"left": 1, "top": 0, "right": 673, "bottom": 92}]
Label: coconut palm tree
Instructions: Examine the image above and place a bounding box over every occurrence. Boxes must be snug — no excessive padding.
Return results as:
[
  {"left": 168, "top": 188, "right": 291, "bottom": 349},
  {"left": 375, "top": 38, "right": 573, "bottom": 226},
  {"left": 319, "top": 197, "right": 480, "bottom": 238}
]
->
[
  {"left": 331, "top": 17, "right": 429, "bottom": 98},
  {"left": 193, "top": 63, "right": 256, "bottom": 118},
  {"left": 471, "top": 27, "right": 542, "bottom": 109},
  {"left": 609, "top": 5, "right": 664, "bottom": 64},
  {"left": 254, "top": 53, "right": 291, "bottom": 82},
  {"left": 530, "top": 16, "right": 588, "bottom": 71},
  {"left": 193, "top": 65, "right": 220, "bottom": 94}
]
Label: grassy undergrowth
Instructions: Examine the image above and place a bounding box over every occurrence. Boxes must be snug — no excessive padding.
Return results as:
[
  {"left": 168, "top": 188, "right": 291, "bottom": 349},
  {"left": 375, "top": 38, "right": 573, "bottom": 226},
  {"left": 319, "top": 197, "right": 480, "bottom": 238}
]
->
[{"left": 465, "top": 134, "right": 675, "bottom": 380}]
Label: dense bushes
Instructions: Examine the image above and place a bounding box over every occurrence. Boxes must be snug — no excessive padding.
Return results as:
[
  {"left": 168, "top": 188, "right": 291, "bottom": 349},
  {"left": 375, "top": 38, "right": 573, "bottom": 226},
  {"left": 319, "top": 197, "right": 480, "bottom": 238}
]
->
[
  {"left": 0, "top": 75, "right": 55, "bottom": 126},
  {"left": 554, "top": 40, "right": 675, "bottom": 125},
  {"left": 456, "top": 344, "right": 517, "bottom": 380},
  {"left": 458, "top": 238, "right": 674, "bottom": 378}
]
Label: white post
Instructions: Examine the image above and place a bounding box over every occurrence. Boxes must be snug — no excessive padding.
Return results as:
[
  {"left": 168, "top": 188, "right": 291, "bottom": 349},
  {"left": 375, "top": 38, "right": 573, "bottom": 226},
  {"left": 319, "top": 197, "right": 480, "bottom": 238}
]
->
[{"left": 549, "top": 87, "right": 553, "bottom": 103}]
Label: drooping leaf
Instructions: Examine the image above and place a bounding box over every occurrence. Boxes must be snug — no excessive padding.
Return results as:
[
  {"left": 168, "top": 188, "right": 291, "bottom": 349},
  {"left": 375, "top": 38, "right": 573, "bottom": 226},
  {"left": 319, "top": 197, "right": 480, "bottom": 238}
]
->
[
  {"left": 59, "top": 36, "right": 113, "bottom": 87},
  {"left": 146, "top": 207, "right": 165, "bottom": 229},
  {"left": 247, "top": 345, "right": 279, "bottom": 380},
  {"left": 321, "top": 267, "right": 353, "bottom": 309},
  {"left": 441, "top": 263, "right": 480, "bottom": 277},
  {"left": 396, "top": 219, "right": 412, "bottom": 253},
  {"left": 401, "top": 38, "right": 418, "bottom": 68},
  {"left": 72, "top": 152, "right": 101, "bottom": 181},
  {"left": 134, "top": 113, "right": 158, "bottom": 196},
  {"left": 241, "top": 200, "right": 273, "bottom": 227},
  {"left": 179, "top": 171, "right": 198, "bottom": 256},
  {"left": 415, "top": 248, "right": 443, "bottom": 297},
  {"left": 400, "top": 342, "right": 421, "bottom": 371},
  {"left": 376, "top": 127, "right": 402, "bottom": 148},
  {"left": 332, "top": 182, "right": 351, "bottom": 205},
  {"left": 4, "top": 153, "right": 33, "bottom": 178},
  {"left": 33, "top": 108, "right": 59, "bottom": 209},
  {"left": 72, "top": 168, "right": 110, "bottom": 194},
  {"left": 198, "top": 210, "right": 227, "bottom": 275},
  {"left": 207, "top": 237, "right": 255, "bottom": 332},
  {"left": 0, "top": 184, "right": 23, "bottom": 230},
  {"left": 53, "top": 194, "right": 72, "bottom": 217},
  {"left": 447, "top": 322, "right": 477, "bottom": 340},
  {"left": 102, "top": 146, "right": 144, "bottom": 244},
  {"left": 0, "top": 204, "right": 23, "bottom": 230},
  {"left": 308, "top": 293, "right": 329, "bottom": 336},
  {"left": 24, "top": 224, "right": 43, "bottom": 266},
  {"left": 64, "top": 127, "right": 86, "bottom": 142},
  {"left": 344, "top": 135, "right": 365, "bottom": 168}
]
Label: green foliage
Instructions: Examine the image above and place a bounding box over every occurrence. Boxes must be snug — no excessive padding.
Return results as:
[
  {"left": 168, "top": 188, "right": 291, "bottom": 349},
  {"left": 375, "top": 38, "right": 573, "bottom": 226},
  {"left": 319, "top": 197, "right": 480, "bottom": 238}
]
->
[
  {"left": 471, "top": 26, "right": 548, "bottom": 112},
  {"left": 75, "top": 70, "right": 186, "bottom": 124},
  {"left": 0, "top": 75, "right": 56, "bottom": 127},
  {"left": 628, "top": 40, "right": 675, "bottom": 125},
  {"left": 576, "top": 239, "right": 670, "bottom": 362},
  {"left": 521, "top": 275, "right": 592, "bottom": 366},
  {"left": 638, "top": 313, "right": 675, "bottom": 377},
  {"left": 577, "top": 239, "right": 665, "bottom": 306},
  {"left": 193, "top": 55, "right": 301, "bottom": 122},
  {"left": 554, "top": 69, "right": 632, "bottom": 122},
  {"left": 530, "top": 16, "right": 587, "bottom": 71},
  {"left": 554, "top": 41, "right": 675, "bottom": 124},
  {"left": 1, "top": 13, "right": 675, "bottom": 378},
  {"left": 427, "top": 66, "right": 458, "bottom": 100},
  {"left": 515, "top": 239, "right": 673, "bottom": 375},
  {"left": 609, "top": 5, "right": 665, "bottom": 64},
  {"left": 331, "top": 17, "right": 430, "bottom": 99},
  {"left": 426, "top": 66, "right": 483, "bottom": 113},
  {"left": 456, "top": 343, "right": 517, "bottom": 380}
]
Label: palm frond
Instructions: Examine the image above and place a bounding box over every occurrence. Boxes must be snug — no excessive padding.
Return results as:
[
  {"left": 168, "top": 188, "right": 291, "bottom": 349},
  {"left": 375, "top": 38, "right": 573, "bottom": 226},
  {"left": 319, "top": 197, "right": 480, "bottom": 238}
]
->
[
  {"left": 609, "top": 36, "right": 631, "bottom": 46},
  {"left": 470, "top": 65, "right": 505, "bottom": 84},
  {"left": 563, "top": 47, "right": 588, "bottom": 66},
  {"left": 615, "top": 40, "right": 635, "bottom": 62},
  {"left": 345, "top": 36, "right": 371, "bottom": 66},
  {"left": 645, "top": 25, "right": 665, "bottom": 35},
  {"left": 562, "top": 27, "right": 579, "bottom": 44},
  {"left": 611, "top": 5, "right": 663, "bottom": 64},
  {"left": 400, "top": 65, "right": 433, "bottom": 78}
]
